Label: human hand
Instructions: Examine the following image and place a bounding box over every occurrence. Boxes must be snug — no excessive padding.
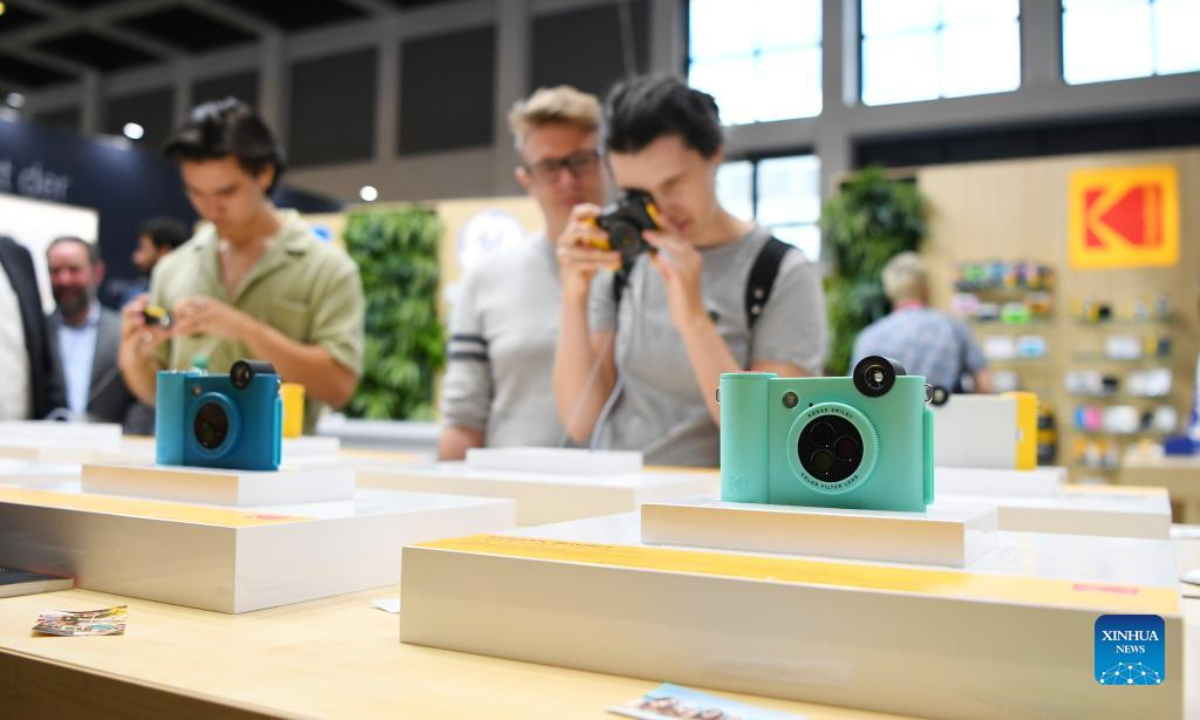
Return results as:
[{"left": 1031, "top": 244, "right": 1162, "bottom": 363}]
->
[
  {"left": 644, "top": 230, "right": 706, "bottom": 328},
  {"left": 118, "top": 294, "right": 171, "bottom": 367},
  {"left": 171, "top": 296, "right": 249, "bottom": 341},
  {"left": 555, "top": 203, "right": 621, "bottom": 302}
]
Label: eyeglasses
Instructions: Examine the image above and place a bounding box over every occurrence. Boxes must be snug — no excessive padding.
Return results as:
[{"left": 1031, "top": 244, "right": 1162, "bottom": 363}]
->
[{"left": 523, "top": 150, "right": 601, "bottom": 183}]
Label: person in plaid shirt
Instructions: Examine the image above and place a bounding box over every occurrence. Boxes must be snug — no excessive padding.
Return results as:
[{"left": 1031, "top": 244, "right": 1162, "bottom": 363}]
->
[{"left": 852, "top": 252, "right": 992, "bottom": 393}]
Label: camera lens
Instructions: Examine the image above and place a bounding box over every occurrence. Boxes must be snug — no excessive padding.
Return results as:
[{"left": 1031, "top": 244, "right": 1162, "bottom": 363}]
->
[
  {"left": 810, "top": 449, "right": 835, "bottom": 474},
  {"left": 852, "top": 355, "right": 905, "bottom": 398},
  {"left": 193, "top": 401, "right": 229, "bottom": 450},
  {"left": 834, "top": 435, "right": 859, "bottom": 461},
  {"left": 231, "top": 361, "right": 253, "bottom": 390},
  {"left": 797, "top": 413, "right": 864, "bottom": 484},
  {"left": 810, "top": 421, "right": 834, "bottom": 446}
]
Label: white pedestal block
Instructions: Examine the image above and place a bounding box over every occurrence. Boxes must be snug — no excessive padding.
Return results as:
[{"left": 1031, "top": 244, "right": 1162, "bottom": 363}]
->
[
  {"left": 465, "top": 447, "right": 643, "bottom": 475},
  {"left": 935, "top": 465, "right": 1066, "bottom": 496},
  {"left": 941, "top": 485, "right": 1172, "bottom": 539},
  {"left": 356, "top": 462, "right": 717, "bottom": 526},
  {"left": 0, "top": 482, "right": 515, "bottom": 613},
  {"left": 401, "top": 513, "right": 1184, "bottom": 720},
  {"left": 82, "top": 462, "right": 356, "bottom": 506},
  {"left": 641, "top": 499, "right": 997, "bottom": 567},
  {"left": 282, "top": 436, "right": 342, "bottom": 465},
  {"left": 0, "top": 458, "right": 81, "bottom": 485},
  {"left": 0, "top": 421, "right": 122, "bottom": 450}
]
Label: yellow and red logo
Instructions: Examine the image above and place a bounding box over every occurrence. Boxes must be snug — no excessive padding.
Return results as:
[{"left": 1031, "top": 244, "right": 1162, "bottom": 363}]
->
[{"left": 1069, "top": 165, "right": 1179, "bottom": 269}]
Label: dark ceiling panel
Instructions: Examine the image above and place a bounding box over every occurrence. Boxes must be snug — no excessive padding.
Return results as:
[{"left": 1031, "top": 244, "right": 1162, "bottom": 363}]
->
[
  {"left": 35, "top": 30, "right": 160, "bottom": 71},
  {"left": 399, "top": 25, "right": 495, "bottom": 155},
  {"left": 288, "top": 48, "right": 378, "bottom": 167},
  {"left": 47, "top": 0, "right": 128, "bottom": 8},
  {"left": 0, "top": 4, "right": 49, "bottom": 35},
  {"left": 0, "top": 50, "right": 77, "bottom": 88},
  {"left": 104, "top": 87, "right": 175, "bottom": 151},
  {"left": 119, "top": 6, "right": 258, "bottom": 53},
  {"left": 381, "top": 0, "right": 470, "bottom": 8},
  {"left": 192, "top": 70, "right": 260, "bottom": 109},
  {"left": 213, "top": 0, "right": 367, "bottom": 31},
  {"left": 531, "top": 0, "right": 649, "bottom": 99}
]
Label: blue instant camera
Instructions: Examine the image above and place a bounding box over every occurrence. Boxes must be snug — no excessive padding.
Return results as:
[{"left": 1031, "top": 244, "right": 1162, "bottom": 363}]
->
[
  {"left": 155, "top": 360, "right": 283, "bottom": 471},
  {"left": 719, "top": 356, "right": 935, "bottom": 513}
]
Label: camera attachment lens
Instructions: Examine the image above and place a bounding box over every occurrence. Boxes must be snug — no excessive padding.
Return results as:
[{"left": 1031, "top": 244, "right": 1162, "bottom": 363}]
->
[
  {"left": 927, "top": 384, "right": 950, "bottom": 406},
  {"left": 853, "top": 355, "right": 906, "bottom": 398},
  {"left": 797, "top": 413, "right": 864, "bottom": 484},
  {"left": 810, "top": 421, "right": 834, "bottom": 446},
  {"left": 810, "top": 449, "right": 835, "bottom": 475},
  {"left": 230, "top": 359, "right": 277, "bottom": 390},
  {"left": 193, "top": 401, "right": 230, "bottom": 451}
]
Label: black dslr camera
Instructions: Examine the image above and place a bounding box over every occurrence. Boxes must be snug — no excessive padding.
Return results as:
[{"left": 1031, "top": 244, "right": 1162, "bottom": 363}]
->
[{"left": 594, "top": 189, "right": 661, "bottom": 271}]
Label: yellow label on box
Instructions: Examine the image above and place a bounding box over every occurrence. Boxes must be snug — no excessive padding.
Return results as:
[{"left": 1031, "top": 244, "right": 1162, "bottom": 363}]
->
[
  {"left": 421, "top": 534, "right": 1180, "bottom": 616},
  {"left": 0, "top": 485, "right": 311, "bottom": 528}
]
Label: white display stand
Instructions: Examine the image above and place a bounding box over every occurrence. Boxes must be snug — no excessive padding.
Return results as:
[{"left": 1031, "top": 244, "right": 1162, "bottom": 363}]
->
[
  {"left": 940, "top": 485, "right": 1172, "bottom": 539},
  {"left": 0, "top": 481, "right": 516, "bottom": 613},
  {"left": 465, "top": 447, "right": 643, "bottom": 475},
  {"left": 356, "top": 462, "right": 717, "bottom": 526},
  {"left": 82, "top": 462, "right": 356, "bottom": 507},
  {"left": 282, "top": 436, "right": 342, "bottom": 465},
  {"left": 0, "top": 421, "right": 123, "bottom": 450},
  {"left": 0, "top": 458, "right": 81, "bottom": 485},
  {"left": 935, "top": 465, "right": 1066, "bottom": 497},
  {"left": 401, "top": 513, "right": 1184, "bottom": 720},
  {"left": 641, "top": 499, "right": 997, "bottom": 567}
]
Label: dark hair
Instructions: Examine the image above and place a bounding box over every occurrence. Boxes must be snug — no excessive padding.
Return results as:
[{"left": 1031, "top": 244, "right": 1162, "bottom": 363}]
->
[
  {"left": 47, "top": 236, "right": 100, "bottom": 265},
  {"left": 163, "top": 98, "right": 286, "bottom": 194},
  {"left": 603, "top": 75, "right": 723, "bottom": 158},
  {"left": 139, "top": 217, "right": 190, "bottom": 251}
]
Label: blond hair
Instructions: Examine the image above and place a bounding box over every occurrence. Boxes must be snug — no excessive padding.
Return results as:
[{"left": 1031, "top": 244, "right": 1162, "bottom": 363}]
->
[
  {"left": 508, "top": 85, "right": 601, "bottom": 152},
  {"left": 882, "top": 251, "right": 928, "bottom": 303}
]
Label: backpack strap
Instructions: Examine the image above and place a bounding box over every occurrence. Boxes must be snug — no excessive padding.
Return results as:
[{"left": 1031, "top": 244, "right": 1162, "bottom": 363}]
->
[{"left": 745, "top": 236, "right": 792, "bottom": 330}]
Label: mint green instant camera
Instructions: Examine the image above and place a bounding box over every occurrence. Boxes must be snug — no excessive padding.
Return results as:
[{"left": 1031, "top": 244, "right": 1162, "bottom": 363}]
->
[{"left": 719, "top": 356, "right": 935, "bottom": 513}]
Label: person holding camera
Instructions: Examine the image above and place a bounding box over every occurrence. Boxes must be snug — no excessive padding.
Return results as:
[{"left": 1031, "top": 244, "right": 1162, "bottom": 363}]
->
[
  {"left": 554, "top": 75, "right": 827, "bottom": 467},
  {"left": 438, "top": 86, "right": 607, "bottom": 459},
  {"left": 118, "top": 99, "right": 364, "bottom": 434}
]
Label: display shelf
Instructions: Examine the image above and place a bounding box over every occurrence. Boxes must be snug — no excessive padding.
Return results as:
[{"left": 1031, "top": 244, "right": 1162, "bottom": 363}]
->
[{"left": 1070, "top": 353, "right": 1174, "bottom": 363}]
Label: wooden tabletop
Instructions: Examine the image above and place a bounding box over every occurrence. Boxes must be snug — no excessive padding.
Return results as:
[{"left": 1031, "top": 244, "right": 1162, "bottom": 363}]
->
[{"left": 0, "top": 585, "right": 909, "bottom": 719}]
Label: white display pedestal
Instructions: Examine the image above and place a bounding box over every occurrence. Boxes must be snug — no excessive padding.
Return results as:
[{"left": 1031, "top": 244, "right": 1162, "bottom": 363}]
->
[
  {"left": 82, "top": 462, "right": 355, "bottom": 506},
  {"left": 0, "top": 481, "right": 516, "bottom": 613},
  {"left": 936, "top": 465, "right": 1065, "bottom": 496},
  {"left": 401, "top": 513, "right": 1184, "bottom": 720},
  {"left": 0, "top": 421, "right": 122, "bottom": 450},
  {"left": 282, "top": 436, "right": 342, "bottom": 465},
  {"left": 941, "top": 485, "right": 1172, "bottom": 539},
  {"left": 465, "top": 447, "right": 643, "bottom": 475},
  {"left": 356, "top": 462, "right": 718, "bottom": 526},
  {"left": 641, "top": 499, "right": 997, "bottom": 567}
]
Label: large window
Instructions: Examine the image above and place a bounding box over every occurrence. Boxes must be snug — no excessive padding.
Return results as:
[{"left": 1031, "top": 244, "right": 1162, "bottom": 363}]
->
[
  {"left": 687, "top": 0, "right": 822, "bottom": 125},
  {"left": 860, "top": 0, "right": 1020, "bottom": 106},
  {"left": 1063, "top": 0, "right": 1200, "bottom": 84},
  {"left": 716, "top": 154, "right": 822, "bottom": 260}
]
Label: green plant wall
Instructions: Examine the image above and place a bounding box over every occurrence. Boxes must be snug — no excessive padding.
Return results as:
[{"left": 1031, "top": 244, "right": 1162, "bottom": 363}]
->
[
  {"left": 344, "top": 207, "right": 445, "bottom": 420},
  {"left": 820, "top": 167, "right": 928, "bottom": 375}
]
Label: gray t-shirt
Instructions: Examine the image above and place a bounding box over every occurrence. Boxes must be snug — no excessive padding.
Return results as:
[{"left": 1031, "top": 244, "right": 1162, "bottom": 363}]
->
[
  {"left": 588, "top": 227, "right": 827, "bottom": 467},
  {"left": 441, "top": 235, "right": 568, "bottom": 448}
]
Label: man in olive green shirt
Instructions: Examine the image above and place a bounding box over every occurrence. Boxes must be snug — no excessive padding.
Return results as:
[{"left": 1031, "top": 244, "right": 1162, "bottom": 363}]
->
[{"left": 119, "top": 99, "right": 364, "bottom": 434}]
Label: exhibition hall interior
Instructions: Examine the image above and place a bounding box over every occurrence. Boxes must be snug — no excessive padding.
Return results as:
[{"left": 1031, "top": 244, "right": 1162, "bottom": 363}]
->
[{"left": 2, "top": 0, "right": 1200, "bottom": 717}]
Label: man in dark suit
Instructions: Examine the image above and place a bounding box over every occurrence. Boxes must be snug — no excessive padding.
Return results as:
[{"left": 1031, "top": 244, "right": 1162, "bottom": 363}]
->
[
  {"left": 45, "top": 236, "right": 149, "bottom": 432},
  {"left": 0, "top": 235, "right": 62, "bottom": 420}
]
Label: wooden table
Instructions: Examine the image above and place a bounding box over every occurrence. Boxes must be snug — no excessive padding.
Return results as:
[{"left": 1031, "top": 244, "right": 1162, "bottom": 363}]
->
[
  {"left": 0, "top": 586, "right": 905, "bottom": 719},
  {"left": 1121, "top": 453, "right": 1200, "bottom": 522}
]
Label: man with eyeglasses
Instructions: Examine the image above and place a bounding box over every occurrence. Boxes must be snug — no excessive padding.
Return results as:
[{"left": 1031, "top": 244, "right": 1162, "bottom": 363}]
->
[{"left": 438, "top": 86, "right": 607, "bottom": 459}]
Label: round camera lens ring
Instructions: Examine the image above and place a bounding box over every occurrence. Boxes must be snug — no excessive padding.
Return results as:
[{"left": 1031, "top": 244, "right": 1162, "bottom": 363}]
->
[
  {"left": 786, "top": 401, "right": 880, "bottom": 495},
  {"left": 797, "top": 413, "right": 864, "bottom": 484},
  {"left": 810, "top": 421, "right": 835, "bottom": 447},
  {"left": 193, "top": 401, "right": 230, "bottom": 451}
]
